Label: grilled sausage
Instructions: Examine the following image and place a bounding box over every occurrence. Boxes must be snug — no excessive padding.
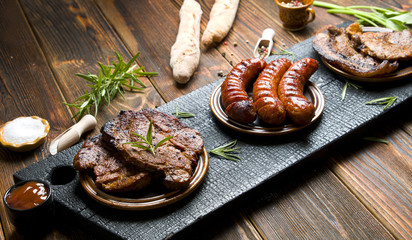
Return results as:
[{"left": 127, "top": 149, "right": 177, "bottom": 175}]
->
[
  {"left": 221, "top": 58, "right": 267, "bottom": 123},
  {"left": 252, "top": 58, "right": 292, "bottom": 125},
  {"left": 278, "top": 58, "right": 318, "bottom": 125}
]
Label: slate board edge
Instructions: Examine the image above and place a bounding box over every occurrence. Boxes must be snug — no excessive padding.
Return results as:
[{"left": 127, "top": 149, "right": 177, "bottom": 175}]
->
[{"left": 13, "top": 32, "right": 412, "bottom": 239}]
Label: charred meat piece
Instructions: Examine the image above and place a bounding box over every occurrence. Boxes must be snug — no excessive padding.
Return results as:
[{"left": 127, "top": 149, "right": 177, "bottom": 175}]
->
[
  {"left": 101, "top": 109, "right": 204, "bottom": 190},
  {"left": 313, "top": 25, "right": 398, "bottom": 77},
  {"left": 347, "top": 23, "right": 412, "bottom": 61},
  {"left": 73, "top": 135, "right": 152, "bottom": 193}
]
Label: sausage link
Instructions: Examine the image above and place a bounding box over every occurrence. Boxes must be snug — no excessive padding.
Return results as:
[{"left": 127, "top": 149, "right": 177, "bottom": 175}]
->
[
  {"left": 278, "top": 58, "right": 318, "bottom": 125},
  {"left": 252, "top": 58, "right": 292, "bottom": 125},
  {"left": 221, "top": 58, "right": 267, "bottom": 123}
]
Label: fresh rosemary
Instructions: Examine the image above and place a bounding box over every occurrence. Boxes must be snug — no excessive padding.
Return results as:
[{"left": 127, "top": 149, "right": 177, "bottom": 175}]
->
[
  {"left": 341, "top": 79, "right": 362, "bottom": 100},
  {"left": 363, "top": 137, "right": 389, "bottom": 144},
  {"left": 172, "top": 107, "right": 195, "bottom": 118},
  {"left": 272, "top": 46, "right": 295, "bottom": 61},
  {"left": 365, "top": 96, "right": 397, "bottom": 110},
  {"left": 125, "top": 121, "right": 173, "bottom": 156},
  {"left": 210, "top": 140, "right": 241, "bottom": 161},
  {"left": 65, "top": 52, "right": 158, "bottom": 120}
]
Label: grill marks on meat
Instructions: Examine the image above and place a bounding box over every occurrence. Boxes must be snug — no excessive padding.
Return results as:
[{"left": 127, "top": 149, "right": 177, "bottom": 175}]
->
[
  {"left": 101, "top": 109, "right": 204, "bottom": 190},
  {"left": 313, "top": 25, "right": 399, "bottom": 77},
  {"left": 73, "top": 135, "right": 151, "bottom": 193},
  {"left": 347, "top": 23, "right": 412, "bottom": 61}
]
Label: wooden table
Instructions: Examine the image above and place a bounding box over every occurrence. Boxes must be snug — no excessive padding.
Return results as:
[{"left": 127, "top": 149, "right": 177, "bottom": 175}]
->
[{"left": 1, "top": 0, "right": 411, "bottom": 239}]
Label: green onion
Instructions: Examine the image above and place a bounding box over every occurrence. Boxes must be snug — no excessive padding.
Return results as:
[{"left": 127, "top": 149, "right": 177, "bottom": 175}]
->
[{"left": 313, "top": 1, "right": 411, "bottom": 31}]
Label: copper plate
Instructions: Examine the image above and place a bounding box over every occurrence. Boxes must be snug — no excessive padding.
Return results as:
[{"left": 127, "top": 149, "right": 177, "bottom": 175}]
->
[
  {"left": 321, "top": 26, "right": 412, "bottom": 83},
  {"left": 79, "top": 148, "right": 209, "bottom": 210},
  {"left": 210, "top": 81, "right": 324, "bottom": 136}
]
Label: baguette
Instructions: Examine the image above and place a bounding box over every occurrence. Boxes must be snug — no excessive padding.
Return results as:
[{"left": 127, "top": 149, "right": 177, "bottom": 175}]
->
[
  {"left": 201, "top": 0, "right": 240, "bottom": 48},
  {"left": 170, "top": 0, "right": 202, "bottom": 84}
]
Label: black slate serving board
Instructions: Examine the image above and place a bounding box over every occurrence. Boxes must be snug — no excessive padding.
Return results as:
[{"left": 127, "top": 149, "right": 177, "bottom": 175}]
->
[{"left": 14, "top": 35, "right": 412, "bottom": 240}]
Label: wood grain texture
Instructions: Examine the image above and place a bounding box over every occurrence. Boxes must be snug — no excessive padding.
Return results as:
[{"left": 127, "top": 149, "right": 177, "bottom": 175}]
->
[
  {"left": 0, "top": 0, "right": 73, "bottom": 238},
  {"left": 19, "top": 0, "right": 163, "bottom": 130},
  {"left": 245, "top": 164, "right": 395, "bottom": 239},
  {"left": 174, "top": 210, "right": 264, "bottom": 240},
  {"left": 95, "top": 0, "right": 233, "bottom": 102},
  {"left": 331, "top": 112, "right": 412, "bottom": 239}
]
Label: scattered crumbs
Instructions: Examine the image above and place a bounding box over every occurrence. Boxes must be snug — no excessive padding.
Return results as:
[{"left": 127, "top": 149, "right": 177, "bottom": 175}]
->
[
  {"left": 246, "top": 40, "right": 249, "bottom": 44},
  {"left": 229, "top": 61, "right": 233, "bottom": 65},
  {"left": 230, "top": 52, "right": 234, "bottom": 56},
  {"left": 233, "top": 42, "right": 238, "bottom": 47},
  {"left": 217, "top": 70, "right": 224, "bottom": 77},
  {"left": 221, "top": 52, "right": 226, "bottom": 57},
  {"left": 224, "top": 41, "right": 228, "bottom": 45},
  {"left": 10, "top": 56, "right": 13, "bottom": 59}
]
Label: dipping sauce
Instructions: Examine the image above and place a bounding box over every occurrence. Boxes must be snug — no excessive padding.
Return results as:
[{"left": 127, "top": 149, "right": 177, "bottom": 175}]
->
[{"left": 5, "top": 181, "right": 49, "bottom": 210}]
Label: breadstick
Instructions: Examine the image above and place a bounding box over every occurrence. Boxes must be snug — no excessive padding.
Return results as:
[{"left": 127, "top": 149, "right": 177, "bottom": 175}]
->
[
  {"left": 170, "top": 0, "right": 202, "bottom": 84},
  {"left": 201, "top": 0, "right": 240, "bottom": 48}
]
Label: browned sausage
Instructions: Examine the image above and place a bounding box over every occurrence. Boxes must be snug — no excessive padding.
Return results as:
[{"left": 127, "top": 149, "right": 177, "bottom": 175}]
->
[
  {"left": 221, "top": 58, "right": 267, "bottom": 123},
  {"left": 278, "top": 58, "right": 318, "bottom": 125},
  {"left": 252, "top": 58, "right": 292, "bottom": 125}
]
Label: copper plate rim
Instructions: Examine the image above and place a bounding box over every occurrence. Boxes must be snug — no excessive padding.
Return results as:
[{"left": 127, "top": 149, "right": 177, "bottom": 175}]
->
[
  {"left": 79, "top": 147, "right": 209, "bottom": 210},
  {"left": 321, "top": 58, "right": 412, "bottom": 83},
  {"left": 209, "top": 81, "right": 325, "bottom": 136},
  {"left": 320, "top": 26, "right": 412, "bottom": 83}
]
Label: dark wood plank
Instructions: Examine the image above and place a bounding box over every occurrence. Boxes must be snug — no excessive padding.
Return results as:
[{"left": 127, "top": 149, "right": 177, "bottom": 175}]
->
[
  {"left": 95, "top": 0, "right": 233, "bottom": 102},
  {"left": 331, "top": 112, "right": 412, "bottom": 239},
  {"left": 0, "top": 0, "right": 74, "bottom": 238},
  {"left": 245, "top": 164, "right": 395, "bottom": 239},
  {"left": 19, "top": 0, "right": 164, "bottom": 130}
]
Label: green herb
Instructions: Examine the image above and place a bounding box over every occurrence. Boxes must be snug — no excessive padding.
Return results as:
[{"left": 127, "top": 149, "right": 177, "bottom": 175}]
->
[
  {"left": 363, "top": 137, "right": 389, "bottom": 144},
  {"left": 272, "top": 46, "right": 295, "bottom": 61},
  {"left": 65, "top": 52, "right": 158, "bottom": 120},
  {"left": 172, "top": 107, "right": 195, "bottom": 118},
  {"left": 341, "top": 79, "right": 362, "bottom": 100},
  {"left": 124, "top": 121, "right": 173, "bottom": 156},
  {"left": 365, "top": 96, "right": 397, "bottom": 110},
  {"left": 210, "top": 140, "right": 241, "bottom": 161},
  {"left": 313, "top": 1, "right": 412, "bottom": 31}
]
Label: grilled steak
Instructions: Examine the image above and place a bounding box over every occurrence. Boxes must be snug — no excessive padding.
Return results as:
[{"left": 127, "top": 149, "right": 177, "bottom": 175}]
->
[
  {"left": 313, "top": 25, "right": 399, "bottom": 77},
  {"left": 101, "top": 109, "right": 204, "bottom": 190},
  {"left": 347, "top": 23, "right": 412, "bottom": 61},
  {"left": 73, "top": 135, "right": 152, "bottom": 193}
]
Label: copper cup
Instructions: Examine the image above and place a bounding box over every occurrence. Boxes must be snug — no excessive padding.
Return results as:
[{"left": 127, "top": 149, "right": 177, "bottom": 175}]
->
[{"left": 275, "top": 0, "right": 316, "bottom": 31}]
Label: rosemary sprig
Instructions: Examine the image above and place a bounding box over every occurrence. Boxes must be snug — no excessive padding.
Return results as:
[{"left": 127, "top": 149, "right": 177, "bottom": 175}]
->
[
  {"left": 272, "top": 46, "right": 295, "bottom": 61},
  {"left": 341, "top": 79, "right": 362, "bottom": 100},
  {"left": 65, "top": 52, "right": 158, "bottom": 120},
  {"left": 365, "top": 96, "right": 397, "bottom": 110},
  {"left": 209, "top": 140, "right": 241, "bottom": 161},
  {"left": 124, "top": 121, "right": 173, "bottom": 156},
  {"left": 172, "top": 107, "right": 195, "bottom": 118},
  {"left": 363, "top": 137, "right": 389, "bottom": 144}
]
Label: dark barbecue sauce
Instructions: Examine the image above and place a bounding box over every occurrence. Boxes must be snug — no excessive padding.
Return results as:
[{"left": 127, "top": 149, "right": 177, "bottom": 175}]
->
[{"left": 6, "top": 182, "right": 48, "bottom": 210}]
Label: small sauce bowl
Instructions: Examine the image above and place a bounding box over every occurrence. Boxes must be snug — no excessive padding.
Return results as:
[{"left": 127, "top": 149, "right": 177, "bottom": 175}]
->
[
  {"left": 0, "top": 116, "right": 50, "bottom": 152},
  {"left": 3, "top": 179, "right": 54, "bottom": 236}
]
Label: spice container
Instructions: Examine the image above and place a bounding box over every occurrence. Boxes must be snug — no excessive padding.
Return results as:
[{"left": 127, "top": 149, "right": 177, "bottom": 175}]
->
[
  {"left": 0, "top": 116, "right": 50, "bottom": 152},
  {"left": 3, "top": 179, "right": 54, "bottom": 236}
]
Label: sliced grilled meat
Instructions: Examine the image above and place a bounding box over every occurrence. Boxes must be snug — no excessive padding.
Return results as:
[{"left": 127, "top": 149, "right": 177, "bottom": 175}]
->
[
  {"left": 313, "top": 25, "right": 399, "bottom": 77},
  {"left": 347, "top": 22, "right": 412, "bottom": 61},
  {"left": 73, "top": 135, "right": 152, "bottom": 193},
  {"left": 101, "top": 109, "right": 204, "bottom": 190}
]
